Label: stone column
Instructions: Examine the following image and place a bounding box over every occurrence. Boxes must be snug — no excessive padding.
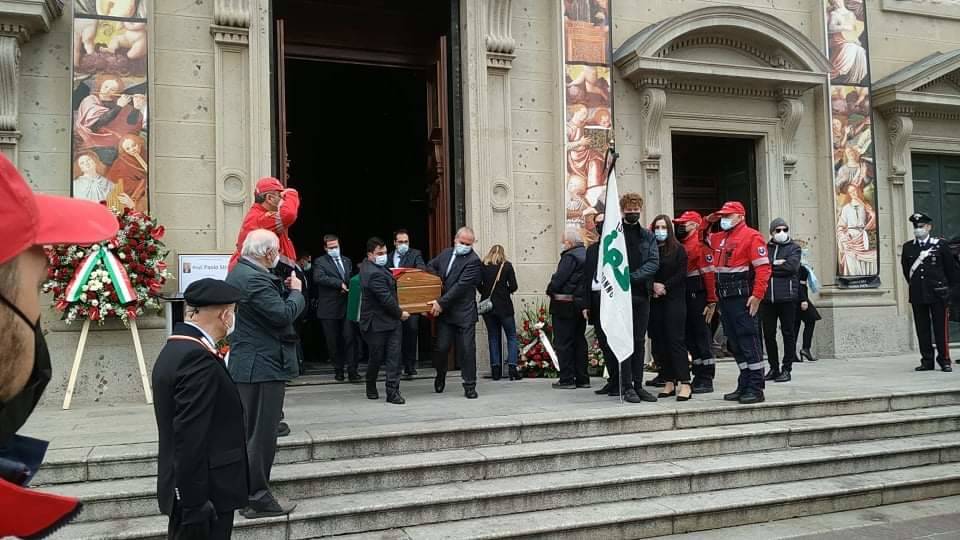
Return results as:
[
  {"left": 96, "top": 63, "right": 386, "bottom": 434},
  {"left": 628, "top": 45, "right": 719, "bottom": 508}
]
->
[
  {"left": 0, "top": 25, "right": 23, "bottom": 164},
  {"left": 883, "top": 106, "right": 914, "bottom": 315},
  {"left": 638, "top": 84, "right": 666, "bottom": 214},
  {"left": 211, "top": 0, "right": 252, "bottom": 250}
]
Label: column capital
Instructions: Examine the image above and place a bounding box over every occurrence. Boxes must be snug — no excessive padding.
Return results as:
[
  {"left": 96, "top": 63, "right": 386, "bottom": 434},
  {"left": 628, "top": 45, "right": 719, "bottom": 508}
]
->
[
  {"left": 885, "top": 112, "right": 914, "bottom": 184},
  {"left": 485, "top": 0, "right": 514, "bottom": 70},
  {"left": 640, "top": 87, "right": 666, "bottom": 161},
  {"left": 777, "top": 95, "right": 803, "bottom": 179},
  {"left": 214, "top": 0, "right": 250, "bottom": 28}
]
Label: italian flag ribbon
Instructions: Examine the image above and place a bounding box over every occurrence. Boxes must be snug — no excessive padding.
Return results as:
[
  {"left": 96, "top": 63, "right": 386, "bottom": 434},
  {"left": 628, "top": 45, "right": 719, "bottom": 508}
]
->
[
  {"left": 520, "top": 321, "right": 561, "bottom": 370},
  {"left": 65, "top": 247, "right": 138, "bottom": 305}
]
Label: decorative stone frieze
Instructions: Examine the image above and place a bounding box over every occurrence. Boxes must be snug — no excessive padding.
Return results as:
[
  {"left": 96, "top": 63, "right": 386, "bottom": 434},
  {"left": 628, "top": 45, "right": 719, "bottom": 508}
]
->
[
  {"left": 639, "top": 86, "right": 666, "bottom": 161},
  {"left": 486, "top": 0, "right": 514, "bottom": 70},
  {"left": 214, "top": 0, "right": 250, "bottom": 28},
  {"left": 883, "top": 107, "right": 914, "bottom": 184},
  {"left": 777, "top": 95, "right": 803, "bottom": 179}
]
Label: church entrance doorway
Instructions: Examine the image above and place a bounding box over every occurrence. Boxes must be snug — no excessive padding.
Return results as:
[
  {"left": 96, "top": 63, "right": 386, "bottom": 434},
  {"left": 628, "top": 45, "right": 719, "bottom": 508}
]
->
[{"left": 672, "top": 134, "right": 759, "bottom": 230}]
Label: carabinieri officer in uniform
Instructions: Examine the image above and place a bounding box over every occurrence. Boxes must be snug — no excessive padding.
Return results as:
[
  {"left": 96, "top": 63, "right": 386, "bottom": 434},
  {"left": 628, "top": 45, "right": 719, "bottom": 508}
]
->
[
  {"left": 152, "top": 278, "right": 249, "bottom": 539},
  {"left": 901, "top": 212, "right": 960, "bottom": 373}
]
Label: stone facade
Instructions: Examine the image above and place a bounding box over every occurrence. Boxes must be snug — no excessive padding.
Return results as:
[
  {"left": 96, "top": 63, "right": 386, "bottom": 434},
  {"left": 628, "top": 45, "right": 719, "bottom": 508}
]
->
[{"left": 3, "top": 0, "right": 960, "bottom": 406}]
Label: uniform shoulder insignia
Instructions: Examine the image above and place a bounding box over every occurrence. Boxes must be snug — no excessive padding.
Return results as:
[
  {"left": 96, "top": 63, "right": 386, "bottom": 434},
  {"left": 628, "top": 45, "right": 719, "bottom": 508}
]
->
[
  {"left": 758, "top": 246, "right": 767, "bottom": 257},
  {"left": 705, "top": 254, "right": 714, "bottom": 263}
]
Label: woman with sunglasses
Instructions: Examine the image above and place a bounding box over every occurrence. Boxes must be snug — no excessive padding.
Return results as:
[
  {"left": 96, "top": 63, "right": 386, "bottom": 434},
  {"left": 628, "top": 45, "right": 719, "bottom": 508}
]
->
[{"left": 761, "top": 218, "right": 802, "bottom": 382}]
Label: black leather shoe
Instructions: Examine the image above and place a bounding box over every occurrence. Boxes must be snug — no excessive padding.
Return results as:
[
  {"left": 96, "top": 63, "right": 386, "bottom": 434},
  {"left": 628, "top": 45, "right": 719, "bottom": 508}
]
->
[
  {"left": 774, "top": 371, "right": 792, "bottom": 383},
  {"left": 348, "top": 373, "right": 363, "bottom": 383},
  {"left": 692, "top": 380, "right": 714, "bottom": 394},
  {"left": 434, "top": 371, "right": 446, "bottom": 393},
  {"left": 552, "top": 382, "right": 577, "bottom": 389},
  {"left": 402, "top": 372, "right": 414, "bottom": 381},
  {"left": 335, "top": 373, "right": 345, "bottom": 382},
  {"left": 677, "top": 383, "right": 693, "bottom": 402},
  {"left": 408, "top": 369, "right": 418, "bottom": 376},
  {"left": 242, "top": 494, "right": 296, "bottom": 519},
  {"left": 366, "top": 382, "right": 379, "bottom": 400},
  {"left": 739, "top": 391, "right": 765, "bottom": 404},
  {"left": 723, "top": 389, "right": 743, "bottom": 401},
  {"left": 508, "top": 365, "right": 520, "bottom": 381},
  {"left": 386, "top": 392, "right": 405, "bottom": 405},
  {"left": 276, "top": 422, "right": 290, "bottom": 437},
  {"left": 464, "top": 386, "right": 478, "bottom": 399},
  {"left": 622, "top": 388, "right": 644, "bottom": 403},
  {"left": 764, "top": 370, "right": 780, "bottom": 381},
  {"left": 915, "top": 365, "right": 936, "bottom": 372},
  {"left": 492, "top": 365, "right": 502, "bottom": 381},
  {"left": 594, "top": 382, "right": 612, "bottom": 395},
  {"left": 658, "top": 387, "right": 676, "bottom": 398},
  {"left": 943, "top": 365, "right": 954, "bottom": 373},
  {"left": 636, "top": 388, "right": 659, "bottom": 402},
  {"left": 800, "top": 349, "right": 816, "bottom": 362},
  {"left": 576, "top": 381, "right": 592, "bottom": 389},
  {"left": 645, "top": 375, "right": 666, "bottom": 388}
]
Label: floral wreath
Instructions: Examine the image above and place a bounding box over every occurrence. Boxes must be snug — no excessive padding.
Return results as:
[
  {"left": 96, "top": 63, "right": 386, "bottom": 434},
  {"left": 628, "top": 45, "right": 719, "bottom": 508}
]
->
[{"left": 42, "top": 206, "right": 171, "bottom": 325}]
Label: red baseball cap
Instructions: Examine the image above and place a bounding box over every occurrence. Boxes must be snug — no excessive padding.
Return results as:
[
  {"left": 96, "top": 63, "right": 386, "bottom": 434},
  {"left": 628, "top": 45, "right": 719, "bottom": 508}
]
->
[
  {"left": 0, "top": 154, "right": 119, "bottom": 265},
  {"left": 706, "top": 201, "right": 746, "bottom": 223},
  {"left": 673, "top": 211, "right": 704, "bottom": 227},
  {"left": 255, "top": 177, "right": 284, "bottom": 195}
]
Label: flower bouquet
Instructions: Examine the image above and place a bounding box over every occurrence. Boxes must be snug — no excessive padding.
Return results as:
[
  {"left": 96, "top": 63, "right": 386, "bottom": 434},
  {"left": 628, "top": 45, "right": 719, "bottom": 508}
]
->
[{"left": 517, "top": 303, "right": 559, "bottom": 378}]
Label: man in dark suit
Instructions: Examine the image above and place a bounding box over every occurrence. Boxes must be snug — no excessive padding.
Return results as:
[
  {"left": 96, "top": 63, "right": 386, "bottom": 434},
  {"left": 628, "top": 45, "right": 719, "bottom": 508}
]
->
[
  {"left": 226, "top": 229, "right": 304, "bottom": 519},
  {"left": 313, "top": 234, "right": 360, "bottom": 382},
  {"left": 548, "top": 228, "right": 588, "bottom": 389},
  {"left": 902, "top": 212, "right": 960, "bottom": 372},
  {"left": 152, "top": 279, "right": 248, "bottom": 539},
  {"left": 427, "top": 227, "right": 482, "bottom": 398},
  {"left": 360, "top": 237, "right": 411, "bottom": 404},
  {"left": 388, "top": 229, "right": 427, "bottom": 379}
]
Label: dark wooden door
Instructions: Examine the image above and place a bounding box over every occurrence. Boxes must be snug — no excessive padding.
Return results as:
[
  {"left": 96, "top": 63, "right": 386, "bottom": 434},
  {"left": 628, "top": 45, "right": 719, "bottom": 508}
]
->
[
  {"left": 275, "top": 19, "right": 289, "bottom": 184},
  {"left": 426, "top": 36, "right": 451, "bottom": 259}
]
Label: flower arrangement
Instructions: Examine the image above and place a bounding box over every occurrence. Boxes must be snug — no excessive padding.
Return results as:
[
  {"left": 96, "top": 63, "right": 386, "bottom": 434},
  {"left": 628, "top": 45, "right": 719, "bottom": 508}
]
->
[
  {"left": 43, "top": 206, "right": 171, "bottom": 325},
  {"left": 586, "top": 327, "right": 605, "bottom": 376},
  {"left": 517, "top": 302, "right": 558, "bottom": 378}
]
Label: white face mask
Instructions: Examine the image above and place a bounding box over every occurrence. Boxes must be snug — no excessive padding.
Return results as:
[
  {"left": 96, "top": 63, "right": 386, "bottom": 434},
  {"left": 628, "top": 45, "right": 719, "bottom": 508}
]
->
[
  {"left": 720, "top": 217, "right": 735, "bottom": 231},
  {"left": 269, "top": 252, "right": 280, "bottom": 269},
  {"left": 374, "top": 254, "right": 388, "bottom": 266},
  {"left": 773, "top": 232, "right": 789, "bottom": 244},
  {"left": 328, "top": 247, "right": 340, "bottom": 258},
  {"left": 396, "top": 244, "right": 409, "bottom": 255},
  {"left": 222, "top": 311, "right": 236, "bottom": 336},
  {"left": 455, "top": 243, "right": 471, "bottom": 256},
  {"left": 915, "top": 227, "right": 929, "bottom": 240}
]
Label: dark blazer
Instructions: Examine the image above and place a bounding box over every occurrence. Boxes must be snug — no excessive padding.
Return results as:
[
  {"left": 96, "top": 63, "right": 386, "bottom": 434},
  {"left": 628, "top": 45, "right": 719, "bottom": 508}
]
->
[
  {"left": 387, "top": 248, "right": 427, "bottom": 270},
  {"left": 226, "top": 257, "right": 305, "bottom": 383},
  {"left": 902, "top": 237, "right": 960, "bottom": 305},
  {"left": 358, "top": 260, "right": 404, "bottom": 333},
  {"left": 479, "top": 260, "right": 518, "bottom": 318},
  {"left": 313, "top": 253, "right": 353, "bottom": 320},
  {"left": 763, "top": 240, "right": 802, "bottom": 304},
  {"left": 576, "top": 242, "right": 601, "bottom": 324},
  {"left": 152, "top": 323, "right": 248, "bottom": 518},
  {"left": 652, "top": 244, "right": 688, "bottom": 301},
  {"left": 623, "top": 223, "right": 660, "bottom": 298},
  {"left": 427, "top": 247, "right": 482, "bottom": 327},
  {"left": 547, "top": 245, "right": 587, "bottom": 318}
]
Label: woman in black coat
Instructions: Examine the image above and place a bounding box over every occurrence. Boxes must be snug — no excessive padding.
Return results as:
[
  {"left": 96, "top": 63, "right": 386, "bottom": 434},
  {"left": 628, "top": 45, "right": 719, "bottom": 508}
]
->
[
  {"left": 648, "top": 215, "right": 692, "bottom": 401},
  {"left": 478, "top": 244, "right": 520, "bottom": 380},
  {"left": 794, "top": 255, "right": 822, "bottom": 362}
]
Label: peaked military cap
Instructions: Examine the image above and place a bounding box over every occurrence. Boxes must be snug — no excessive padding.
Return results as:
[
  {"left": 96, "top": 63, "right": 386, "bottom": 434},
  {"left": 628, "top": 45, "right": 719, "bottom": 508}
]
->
[
  {"left": 909, "top": 212, "right": 933, "bottom": 225},
  {"left": 184, "top": 278, "right": 244, "bottom": 307}
]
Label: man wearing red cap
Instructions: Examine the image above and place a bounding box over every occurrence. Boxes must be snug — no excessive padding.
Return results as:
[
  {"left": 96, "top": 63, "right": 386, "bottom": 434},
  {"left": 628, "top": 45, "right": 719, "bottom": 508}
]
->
[
  {"left": 673, "top": 211, "right": 718, "bottom": 393},
  {"left": 707, "top": 201, "right": 772, "bottom": 404},
  {"left": 0, "top": 154, "right": 119, "bottom": 538},
  {"left": 229, "top": 177, "right": 300, "bottom": 273}
]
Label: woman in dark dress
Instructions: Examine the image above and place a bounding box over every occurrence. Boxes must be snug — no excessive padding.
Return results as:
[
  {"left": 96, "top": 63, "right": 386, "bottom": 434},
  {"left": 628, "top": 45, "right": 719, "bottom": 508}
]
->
[
  {"left": 795, "top": 263, "right": 822, "bottom": 362},
  {"left": 648, "top": 215, "right": 692, "bottom": 400},
  {"left": 479, "top": 245, "right": 520, "bottom": 380}
]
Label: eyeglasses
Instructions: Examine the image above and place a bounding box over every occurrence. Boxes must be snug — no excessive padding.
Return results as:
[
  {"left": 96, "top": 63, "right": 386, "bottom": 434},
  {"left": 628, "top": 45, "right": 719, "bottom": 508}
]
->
[{"left": 775, "top": 227, "right": 789, "bottom": 233}]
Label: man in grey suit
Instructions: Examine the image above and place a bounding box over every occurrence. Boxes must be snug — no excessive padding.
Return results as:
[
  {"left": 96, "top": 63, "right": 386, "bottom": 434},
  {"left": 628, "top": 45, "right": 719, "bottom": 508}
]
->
[
  {"left": 225, "top": 229, "right": 304, "bottom": 519},
  {"left": 427, "top": 227, "right": 482, "bottom": 399},
  {"left": 359, "top": 237, "right": 411, "bottom": 404},
  {"left": 313, "top": 234, "right": 360, "bottom": 382},
  {"left": 387, "top": 229, "right": 427, "bottom": 379}
]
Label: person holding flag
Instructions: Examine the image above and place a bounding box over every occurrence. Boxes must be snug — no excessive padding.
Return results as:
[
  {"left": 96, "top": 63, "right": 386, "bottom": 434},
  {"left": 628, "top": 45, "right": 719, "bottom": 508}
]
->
[
  {"left": 591, "top": 154, "right": 660, "bottom": 403},
  {"left": 707, "top": 201, "right": 772, "bottom": 404}
]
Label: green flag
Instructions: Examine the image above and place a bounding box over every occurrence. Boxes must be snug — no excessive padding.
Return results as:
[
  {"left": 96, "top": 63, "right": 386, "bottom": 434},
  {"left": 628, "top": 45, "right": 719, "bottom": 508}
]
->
[{"left": 346, "top": 273, "right": 362, "bottom": 322}]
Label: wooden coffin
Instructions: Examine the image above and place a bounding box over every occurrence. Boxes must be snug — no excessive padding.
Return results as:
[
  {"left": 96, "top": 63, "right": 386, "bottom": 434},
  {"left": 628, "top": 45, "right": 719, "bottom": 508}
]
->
[{"left": 395, "top": 270, "right": 442, "bottom": 314}]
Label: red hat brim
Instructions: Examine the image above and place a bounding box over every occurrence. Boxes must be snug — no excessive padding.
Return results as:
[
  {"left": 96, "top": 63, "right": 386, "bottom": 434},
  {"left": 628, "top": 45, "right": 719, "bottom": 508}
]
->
[{"left": 32, "top": 194, "right": 119, "bottom": 248}]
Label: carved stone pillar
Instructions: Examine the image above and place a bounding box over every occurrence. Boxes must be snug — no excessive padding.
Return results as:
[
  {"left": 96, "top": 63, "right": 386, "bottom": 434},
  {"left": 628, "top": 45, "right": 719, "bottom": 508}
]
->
[
  {"left": 777, "top": 94, "right": 803, "bottom": 182},
  {"left": 211, "top": 0, "right": 252, "bottom": 250},
  {"left": 883, "top": 106, "right": 914, "bottom": 314},
  {"left": 479, "top": 0, "right": 516, "bottom": 255},
  {"left": 638, "top": 85, "right": 666, "bottom": 214}
]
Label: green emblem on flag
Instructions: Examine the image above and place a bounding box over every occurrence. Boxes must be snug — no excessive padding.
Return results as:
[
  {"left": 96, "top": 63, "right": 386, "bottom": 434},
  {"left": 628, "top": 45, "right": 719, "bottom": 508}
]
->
[{"left": 602, "top": 229, "right": 630, "bottom": 291}]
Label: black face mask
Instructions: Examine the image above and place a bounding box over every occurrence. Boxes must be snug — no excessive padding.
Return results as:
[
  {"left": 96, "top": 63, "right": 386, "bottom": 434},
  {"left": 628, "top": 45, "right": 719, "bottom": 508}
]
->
[
  {"left": 675, "top": 228, "right": 690, "bottom": 241},
  {"left": 623, "top": 213, "right": 641, "bottom": 225},
  {"left": 0, "top": 294, "right": 51, "bottom": 445}
]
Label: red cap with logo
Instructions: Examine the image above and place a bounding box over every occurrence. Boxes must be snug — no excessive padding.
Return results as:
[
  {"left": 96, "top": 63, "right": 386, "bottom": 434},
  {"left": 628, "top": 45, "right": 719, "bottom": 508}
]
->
[
  {"left": 0, "top": 154, "right": 119, "bottom": 265},
  {"left": 673, "top": 211, "right": 704, "bottom": 228},
  {"left": 706, "top": 201, "right": 747, "bottom": 223},
  {"left": 255, "top": 177, "right": 284, "bottom": 195}
]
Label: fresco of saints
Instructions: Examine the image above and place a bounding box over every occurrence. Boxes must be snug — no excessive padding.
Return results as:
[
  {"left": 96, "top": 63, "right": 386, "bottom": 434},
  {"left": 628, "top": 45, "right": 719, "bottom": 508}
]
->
[
  {"left": 827, "top": 0, "right": 868, "bottom": 84},
  {"left": 836, "top": 183, "right": 877, "bottom": 276},
  {"left": 75, "top": 75, "right": 146, "bottom": 161},
  {"left": 106, "top": 133, "right": 148, "bottom": 212},
  {"left": 835, "top": 147, "right": 873, "bottom": 197},
  {"left": 566, "top": 104, "right": 606, "bottom": 188},
  {"left": 72, "top": 152, "right": 112, "bottom": 203}
]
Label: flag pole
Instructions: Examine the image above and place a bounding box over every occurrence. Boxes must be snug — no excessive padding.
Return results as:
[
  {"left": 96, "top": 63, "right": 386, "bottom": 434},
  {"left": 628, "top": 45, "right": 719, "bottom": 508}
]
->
[{"left": 601, "top": 145, "right": 625, "bottom": 405}]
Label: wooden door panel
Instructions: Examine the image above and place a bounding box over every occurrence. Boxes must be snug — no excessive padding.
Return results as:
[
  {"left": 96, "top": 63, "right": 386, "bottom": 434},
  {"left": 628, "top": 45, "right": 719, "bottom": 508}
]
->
[
  {"left": 940, "top": 157, "right": 960, "bottom": 238},
  {"left": 276, "top": 19, "right": 289, "bottom": 184},
  {"left": 426, "top": 36, "right": 450, "bottom": 259},
  {"left": 912, "top": 154, "right": 942, "bottom": 233}
]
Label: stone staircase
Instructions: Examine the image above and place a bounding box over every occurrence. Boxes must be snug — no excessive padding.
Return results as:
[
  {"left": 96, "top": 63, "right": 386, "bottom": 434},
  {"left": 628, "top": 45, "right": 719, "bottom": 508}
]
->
[{"left": 43, "top": 388, "right": 960, "bottom": 539}]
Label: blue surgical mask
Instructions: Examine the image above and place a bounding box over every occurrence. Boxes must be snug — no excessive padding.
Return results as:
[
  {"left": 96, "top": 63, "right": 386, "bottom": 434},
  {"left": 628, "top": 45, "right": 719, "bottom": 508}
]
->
[
  {"left": 328, "top": 248, "right": 340, "bottom": 258},
  {"left": 397, "top": 244, "right": 409, "bottom": 255},
  {"left": 654, "top": 230, "right": 668, "bottom": 242},
  {"left": 720, "top": 218, "right": 735, "bottom": 231},
  {"left": 374, "top": 254, "right": 388, "bottom": 266},
  {"left": 455, "top": 243, "right": 471, "bottom": 256}
]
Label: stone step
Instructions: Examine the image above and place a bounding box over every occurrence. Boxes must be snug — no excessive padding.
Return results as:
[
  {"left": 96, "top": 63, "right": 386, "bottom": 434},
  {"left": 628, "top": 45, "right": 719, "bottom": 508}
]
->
[
  {"left": 33, "top": 388, "right": 960, "bottom": 486},
  {"left": 49, "top": 462, "right": 960, "bottom": 539},
  {"left": 49, "top": 407, "right": 960, "bottom": 521}
]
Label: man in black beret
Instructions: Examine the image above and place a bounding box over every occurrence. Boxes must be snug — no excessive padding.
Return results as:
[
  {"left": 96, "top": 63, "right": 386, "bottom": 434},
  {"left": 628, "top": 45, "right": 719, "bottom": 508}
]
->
[
  {"left": 902, "top": 212, "right": 960, "bottom": 373},
  {"left": 152, "top": 278, "right": 248, "bottom": 539}
]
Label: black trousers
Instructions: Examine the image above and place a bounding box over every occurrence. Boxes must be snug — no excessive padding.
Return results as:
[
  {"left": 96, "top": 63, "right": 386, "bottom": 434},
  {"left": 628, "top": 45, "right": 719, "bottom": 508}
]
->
[
  {"left": 236, "top": 381, "right": 285, "bottom": 504},
  {"left": 793, "top": 309, "right": 816, "bottom": 350},
  {"left": 364, "top": 325, "right": 402, "bottom": 391},
  {"left": 433, "top": 320, "right": 478, "bottom": 386},
  {"left": 719, "top": 296, "right": 764, "bottom": 393},
  {"left": 401, "top": 315, "right": 420, "bottom": 374},
  {"left": 617, "top": 297, "right": 650, "bottom": 391},
  {"left": 685, "top": 290, "right": 716, "bottom": 381},
  {"left": 650, "top": 296, "right": 689, "bottom": 383},
  {"left": 320, "top": 318, "right": 358, "bottom": 376},
  {"left": 912, "top": 301, "right": 952, "bottom": 367},
  {"left": 553, "top": 313, "right": 588, "bottom": 385},
  {"left": 760, "top": 302, "right": 798, "bottom": 373},
  {"left": 167, "top": 503, "right": 234, "bottom": 540}
]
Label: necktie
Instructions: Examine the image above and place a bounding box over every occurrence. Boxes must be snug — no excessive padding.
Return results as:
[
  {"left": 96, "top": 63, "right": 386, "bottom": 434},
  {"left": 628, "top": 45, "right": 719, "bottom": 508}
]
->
[
  {"left": 445, "top": 254, "right": 457, "bottom": 277},
  {"left": 335, "top": 257, "right": 345, "bottom": 278}
]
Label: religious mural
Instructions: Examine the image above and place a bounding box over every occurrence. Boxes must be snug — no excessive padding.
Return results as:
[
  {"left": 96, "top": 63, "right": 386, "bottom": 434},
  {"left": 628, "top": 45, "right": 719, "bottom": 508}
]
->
[
  {"left": 825, "top": 0, "right": 879, "bottom": 288},
  {"left": 71, "top": 0, "right": 150, "bottom": 213},
  {"left": 562, "top": 0, "right": 612, "bottom": 244}
]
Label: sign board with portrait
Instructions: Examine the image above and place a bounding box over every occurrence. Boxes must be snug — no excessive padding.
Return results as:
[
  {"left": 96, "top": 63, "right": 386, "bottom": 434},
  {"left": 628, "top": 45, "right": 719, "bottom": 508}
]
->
[
  {"left": 177, "top": 253, "right": 232, "bottom": 295},
  {"left": 70, "top": 0, "right": 150, "bottom": 214},
  {"left": 824, "top": 0, "right": 881, "bottom": 289}
]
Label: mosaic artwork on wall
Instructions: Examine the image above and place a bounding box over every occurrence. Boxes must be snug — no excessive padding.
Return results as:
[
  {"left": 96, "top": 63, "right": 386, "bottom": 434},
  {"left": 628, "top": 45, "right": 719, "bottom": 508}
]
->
[
  {"left": 825, "top": 0, "right": 880, "bottom": 288},
  {"left": 71, "top": 0, "right": 150, "bottom": 213},
  {"left": 562, "top": 0, "right": 612, "bottom": 244}
]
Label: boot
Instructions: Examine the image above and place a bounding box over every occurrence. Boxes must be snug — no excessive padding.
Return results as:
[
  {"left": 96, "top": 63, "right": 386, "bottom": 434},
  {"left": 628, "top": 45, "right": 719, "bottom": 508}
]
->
[
  {"left": 738, "top": 391, "right": 765, "bottom": 404},
  {"left": 508, "top": 365, "right": 520, "bottom": 381},
  {"left": 386, "top": 391, "right": 405, "bottom": 405},
  {"left": 434, "top": 370, "right": 447, "bottom": 393},
  {"left": 365, "top": 381, "right": 379, "bottom": 400},
  {"left": 800, "top": 349, "right": 816, "bottom": 362},
  {"left": 492, "top": 365, "right": 502, "bottom": 381},
  {"left": 464, "top": 384, "right": 478, "bottom": 399}
]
